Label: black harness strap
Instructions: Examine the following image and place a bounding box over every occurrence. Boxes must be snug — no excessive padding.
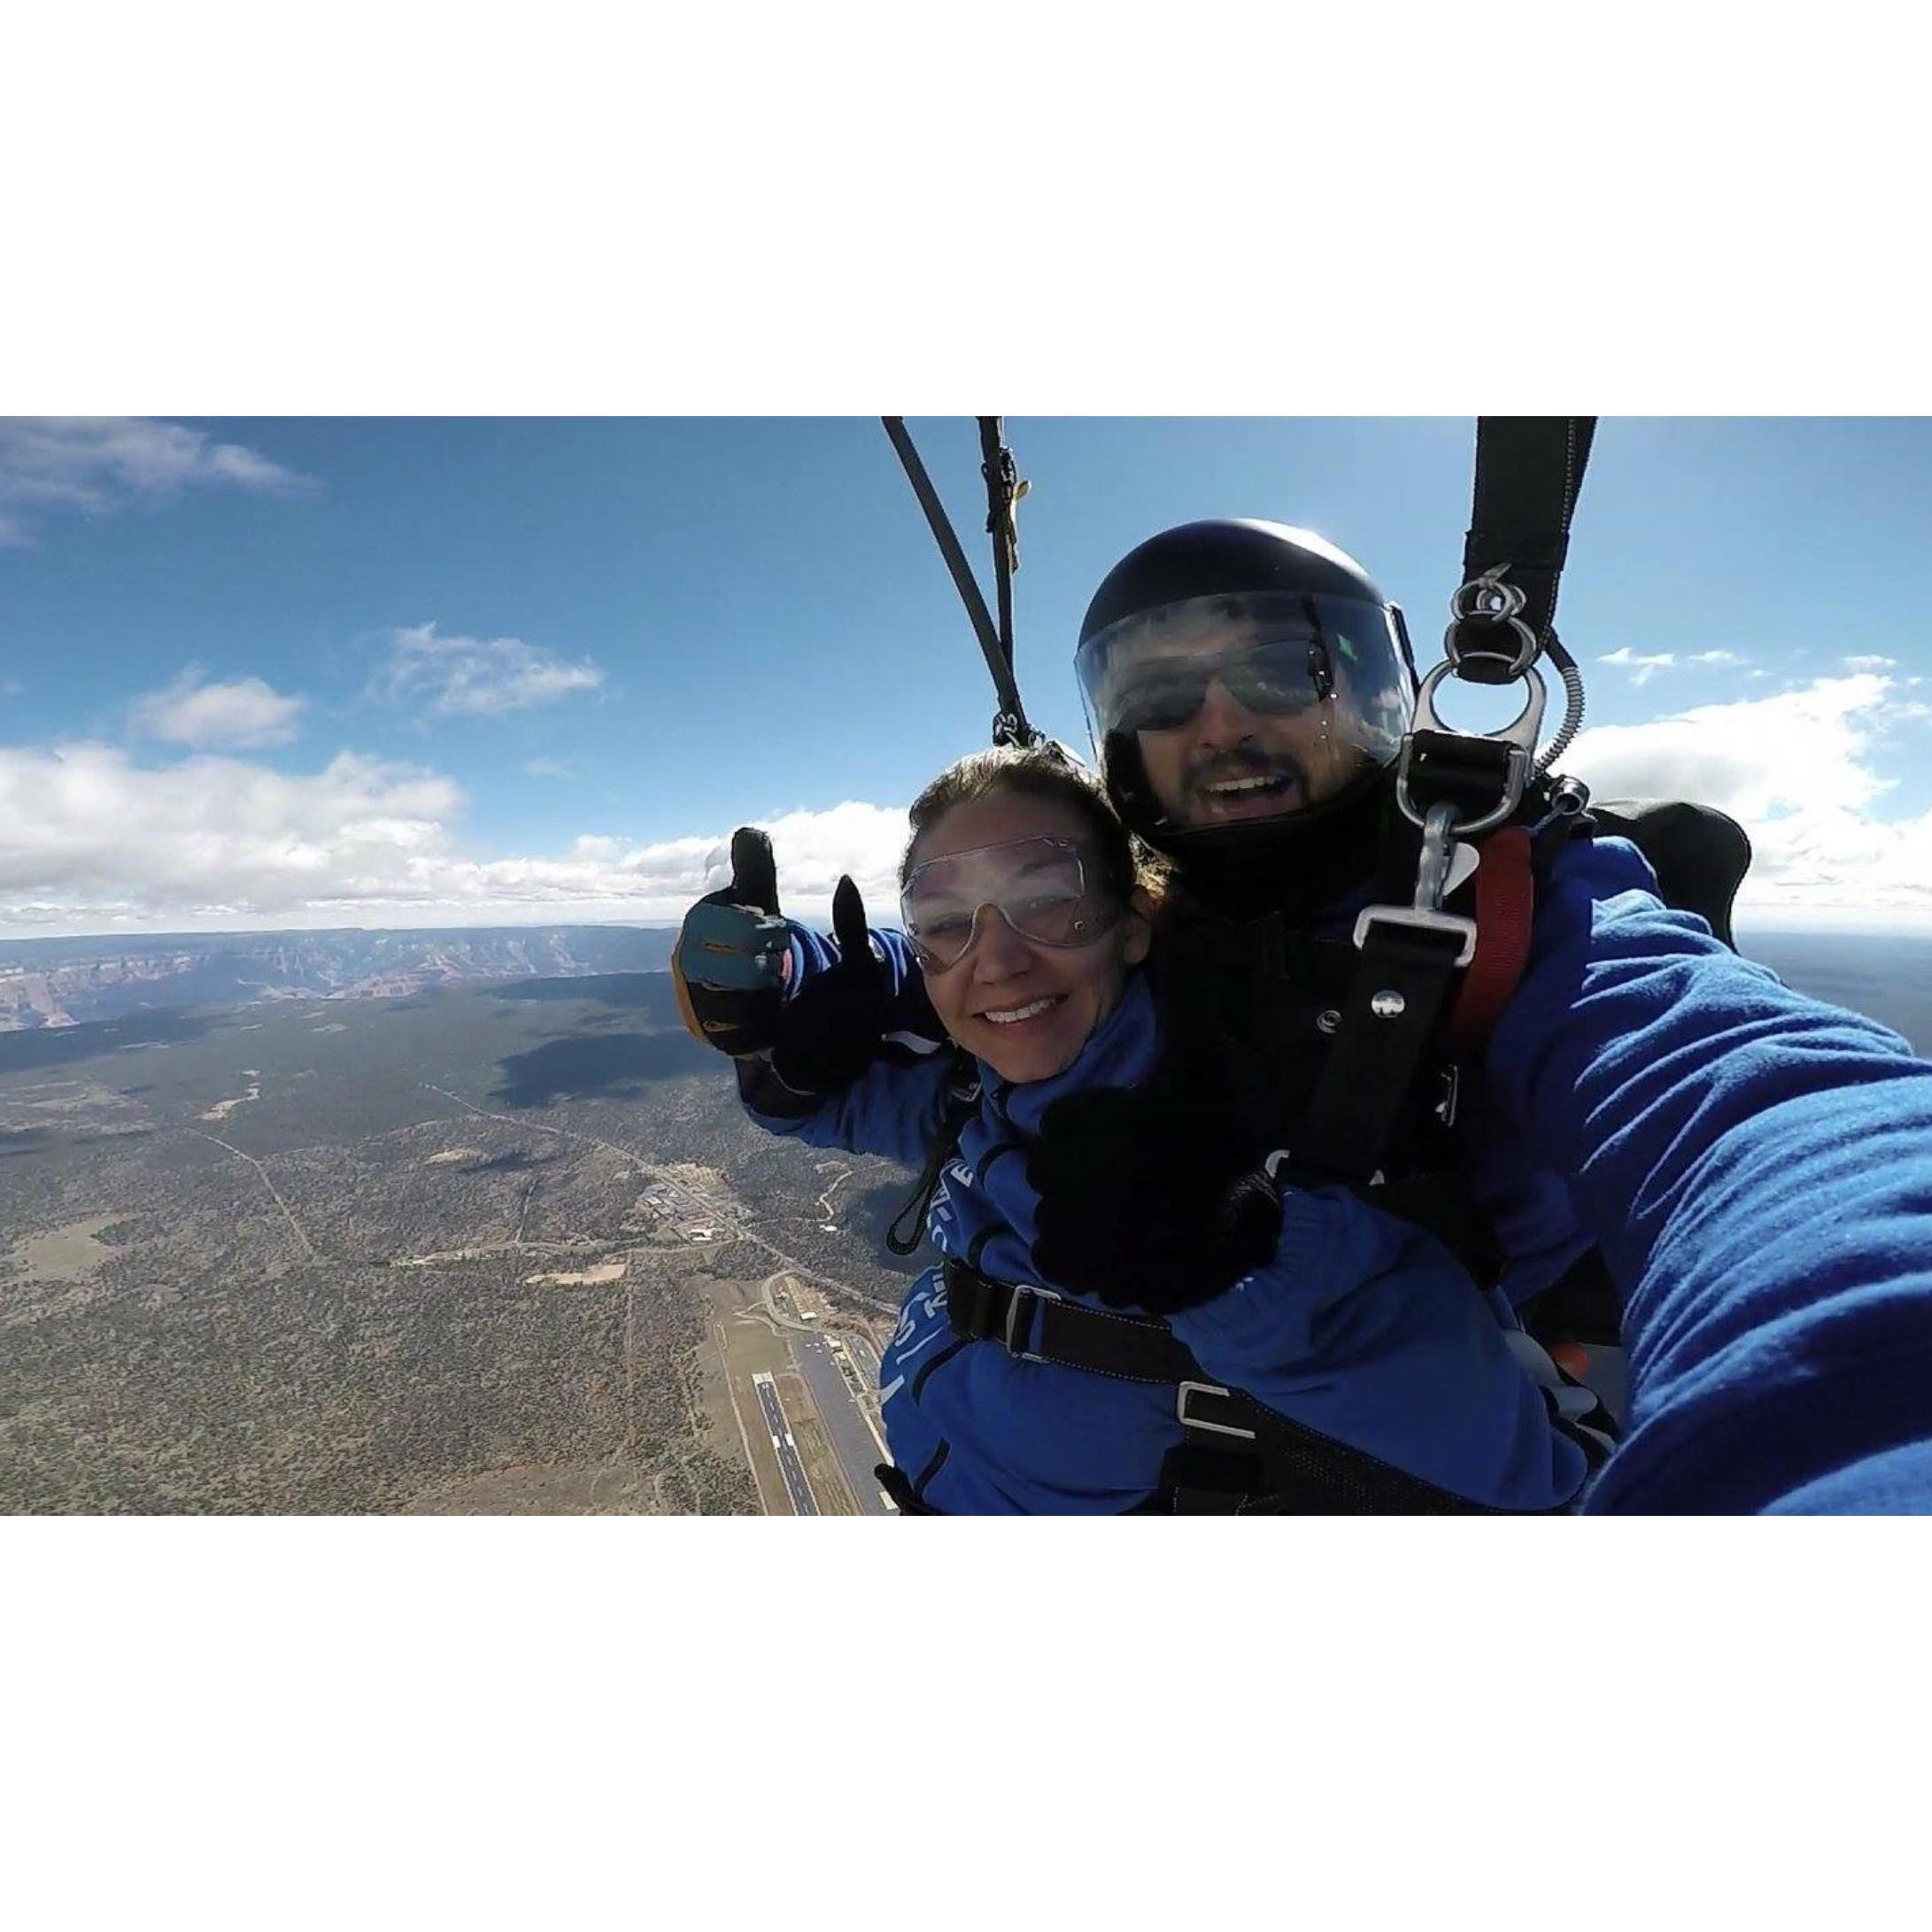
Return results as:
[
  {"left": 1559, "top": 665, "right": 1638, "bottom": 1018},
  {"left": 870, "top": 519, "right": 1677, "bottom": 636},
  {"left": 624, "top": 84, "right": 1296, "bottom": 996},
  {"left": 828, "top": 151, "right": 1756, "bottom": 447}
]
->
[
  {"left": 1294, "top": 919, "right": 1469, "bottom": 1185},
  {"left": 944, "top": 1258, "right": 1200, "bottom": 1382},
  {"left": 885, "top": 1054, "right": 981, "bottom": 1256},
  {"left": 1454, "top": 416, "right": 1596, "bottom": 684},
  {"left": 938, "top": 1260, "right": 1539, "bottom": 1514}
]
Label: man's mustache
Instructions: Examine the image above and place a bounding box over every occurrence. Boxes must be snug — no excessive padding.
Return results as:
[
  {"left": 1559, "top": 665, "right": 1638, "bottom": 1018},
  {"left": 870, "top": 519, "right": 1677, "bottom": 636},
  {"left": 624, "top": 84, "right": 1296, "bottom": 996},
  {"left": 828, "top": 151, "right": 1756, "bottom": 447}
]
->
[{"left": 1183, "top": 748, "right": 1307, "bottom": 802}]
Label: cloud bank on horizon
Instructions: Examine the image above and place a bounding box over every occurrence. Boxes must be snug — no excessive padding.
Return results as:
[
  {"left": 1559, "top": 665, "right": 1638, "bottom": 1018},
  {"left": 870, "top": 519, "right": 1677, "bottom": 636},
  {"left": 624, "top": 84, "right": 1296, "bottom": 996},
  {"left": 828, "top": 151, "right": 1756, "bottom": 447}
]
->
[{"left": 5, "top": 671, "right": 1932, "bottom": 938}]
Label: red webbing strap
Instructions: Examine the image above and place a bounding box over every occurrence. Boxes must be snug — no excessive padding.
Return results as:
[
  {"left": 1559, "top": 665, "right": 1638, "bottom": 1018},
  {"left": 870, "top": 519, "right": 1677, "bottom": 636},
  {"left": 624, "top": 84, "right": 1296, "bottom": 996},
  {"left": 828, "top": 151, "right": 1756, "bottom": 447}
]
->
[{"left": 1443, "top": 826, "right": 1534, "bottom": 1052}]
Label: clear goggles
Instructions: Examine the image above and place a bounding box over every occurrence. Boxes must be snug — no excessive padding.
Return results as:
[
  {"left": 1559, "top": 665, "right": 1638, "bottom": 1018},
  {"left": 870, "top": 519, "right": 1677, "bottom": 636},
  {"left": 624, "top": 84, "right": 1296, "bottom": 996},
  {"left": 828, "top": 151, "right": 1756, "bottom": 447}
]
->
[
  {"left": 1077, "top": 591, "right": 1413, "bottom": 756},
  {"left": 899, "top": 834, "right": 1124, "bottom": 971}
]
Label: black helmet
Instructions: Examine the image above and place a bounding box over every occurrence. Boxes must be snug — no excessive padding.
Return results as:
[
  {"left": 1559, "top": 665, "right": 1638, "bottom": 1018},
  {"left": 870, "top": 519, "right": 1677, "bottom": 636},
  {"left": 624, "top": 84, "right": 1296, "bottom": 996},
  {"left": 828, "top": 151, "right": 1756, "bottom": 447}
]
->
[{"left": 1075, "top": 520, "right": 1418, "bottom": 879}]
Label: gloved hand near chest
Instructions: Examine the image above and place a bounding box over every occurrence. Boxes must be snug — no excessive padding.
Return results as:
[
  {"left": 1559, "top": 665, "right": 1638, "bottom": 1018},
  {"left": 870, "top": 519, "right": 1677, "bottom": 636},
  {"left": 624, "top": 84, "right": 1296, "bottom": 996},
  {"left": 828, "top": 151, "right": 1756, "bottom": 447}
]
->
[{"left": 1025, "top": 1023, "right": 1286, "bottom": 1315}]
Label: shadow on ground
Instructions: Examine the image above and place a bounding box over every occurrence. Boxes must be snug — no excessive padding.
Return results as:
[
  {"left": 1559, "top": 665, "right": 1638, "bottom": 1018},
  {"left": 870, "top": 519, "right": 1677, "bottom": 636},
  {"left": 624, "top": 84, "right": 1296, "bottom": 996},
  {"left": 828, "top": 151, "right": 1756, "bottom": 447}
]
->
[
  {"left": 490, "top": 1030, "right": 715, "bottom": 1107},
  {"left": 492, "top": 973, "right": 681, "bottom": 1019},
  {"left": 0, "top": 1008, "right": 226, "bottom": 1077}
]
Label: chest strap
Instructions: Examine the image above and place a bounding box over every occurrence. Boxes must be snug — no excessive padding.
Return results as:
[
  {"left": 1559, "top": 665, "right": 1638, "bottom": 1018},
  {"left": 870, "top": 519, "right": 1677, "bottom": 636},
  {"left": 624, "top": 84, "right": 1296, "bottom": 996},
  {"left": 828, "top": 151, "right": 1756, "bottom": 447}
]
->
[
  {"left": 945, "top": 1258, "right": 1198, "bottom": 1382},
  {"left": 941, "top": 1259, "right": 1538, "bottom": 1515}
]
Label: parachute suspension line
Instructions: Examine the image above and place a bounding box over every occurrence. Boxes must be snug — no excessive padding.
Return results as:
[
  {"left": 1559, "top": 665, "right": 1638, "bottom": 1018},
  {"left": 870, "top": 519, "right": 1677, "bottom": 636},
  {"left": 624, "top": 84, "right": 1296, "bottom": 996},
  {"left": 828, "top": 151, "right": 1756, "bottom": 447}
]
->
[
  {"left": 978, "top": 416, "right": 1031, "bottom": 721},
  {"left": 882, "top": 416, "right": 1038, "bottom": 747}
]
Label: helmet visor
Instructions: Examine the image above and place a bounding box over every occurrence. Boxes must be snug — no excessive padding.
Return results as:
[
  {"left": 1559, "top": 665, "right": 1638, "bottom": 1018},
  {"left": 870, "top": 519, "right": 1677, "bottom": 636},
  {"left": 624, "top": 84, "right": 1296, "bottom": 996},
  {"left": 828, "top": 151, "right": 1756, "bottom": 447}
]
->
[
  {"left": 899, "top": 834, "right": 1123, "bottom": 971},
  {"left": 1076, "top": 591, "right": 1414, "bottom": 830}
]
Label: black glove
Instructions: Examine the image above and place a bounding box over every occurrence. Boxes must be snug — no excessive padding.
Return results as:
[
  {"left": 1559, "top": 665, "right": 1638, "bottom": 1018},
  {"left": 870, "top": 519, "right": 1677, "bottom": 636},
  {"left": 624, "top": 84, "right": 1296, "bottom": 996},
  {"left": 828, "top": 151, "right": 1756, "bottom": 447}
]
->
[
  {"left": 768, "top": 876, "right": 896, "bottom": 1094},
  {"left": 672, "top": 827, "right": 792, "bottom": 1057},
  {"left": 1027, "top": 1026, "right": 1285, "bottom": 1316}
]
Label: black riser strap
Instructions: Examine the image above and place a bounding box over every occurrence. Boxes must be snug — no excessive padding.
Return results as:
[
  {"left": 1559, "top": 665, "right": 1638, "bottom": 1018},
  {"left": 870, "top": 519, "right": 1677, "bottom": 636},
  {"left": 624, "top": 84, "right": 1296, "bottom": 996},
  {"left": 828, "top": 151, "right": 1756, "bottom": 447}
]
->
[
  {"left": 1461, "top": 416, "right": 1596, "bottom": 648},
  {"left": 881, "top": 417, "right": 1029, "bottom": 730}
]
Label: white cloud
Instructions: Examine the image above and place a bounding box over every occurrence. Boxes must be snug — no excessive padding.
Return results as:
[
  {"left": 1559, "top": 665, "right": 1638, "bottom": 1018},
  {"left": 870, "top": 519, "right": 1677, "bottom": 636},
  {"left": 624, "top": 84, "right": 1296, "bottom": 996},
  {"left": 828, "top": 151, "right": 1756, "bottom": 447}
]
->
[
  {"left": 699, "top": 801, "right": 911, "bottom": 916},
  {"left": 1686, "top": 649, "right": 1748, "bottom": 667},
  {"left": 1844, "top": 654, "right": 1897, "bottom": 672},
  {"left": 1563, "top": 673, "right": 1932, "bottom": 924},
  {"left": 375, "top": 622, "right": 605, "bottom": 717},
  {"left": 1599, "top": 645, "right": 1678, "bottom": 687},
  {"left": 128, "top": 668, "right": 307, "bottom": 750},
  {"left": 0, "top": 738, "right": 908, "bottom": 936},
  {"left": 0, "top": 417, "right": 311, "bottom": 545},
  {"left": 524, "top": 757, "right": 579, "bottom": 780}
]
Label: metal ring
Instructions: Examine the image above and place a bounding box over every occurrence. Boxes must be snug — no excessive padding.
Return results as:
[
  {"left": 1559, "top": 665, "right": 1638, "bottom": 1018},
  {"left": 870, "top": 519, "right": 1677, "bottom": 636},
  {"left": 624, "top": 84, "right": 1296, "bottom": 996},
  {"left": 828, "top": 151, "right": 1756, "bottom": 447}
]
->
[
  {"left": 1450, "top": 574, "right": 1526, "bottom": 622},
  {"left": 1443, "top": 611, "right": 1540, "bottom": 676}
]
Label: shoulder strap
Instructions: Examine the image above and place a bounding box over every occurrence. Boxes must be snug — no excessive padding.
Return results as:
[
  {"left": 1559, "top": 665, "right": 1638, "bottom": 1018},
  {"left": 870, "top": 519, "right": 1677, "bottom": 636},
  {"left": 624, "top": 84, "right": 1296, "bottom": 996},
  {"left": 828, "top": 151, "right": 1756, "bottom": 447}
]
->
[
  {"left": 885, "top": 1050, "right": 982, "bottom": 1256},
  {"left": 1441, "top": 823, "right": 1537, "bottom": 1051}
]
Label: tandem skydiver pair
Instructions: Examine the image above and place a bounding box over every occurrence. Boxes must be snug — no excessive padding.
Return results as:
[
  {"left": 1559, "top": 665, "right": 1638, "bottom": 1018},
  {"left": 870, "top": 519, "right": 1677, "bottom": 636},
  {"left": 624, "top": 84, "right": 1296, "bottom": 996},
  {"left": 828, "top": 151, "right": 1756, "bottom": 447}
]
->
[{"left": 676, "top": 424, "right": 1932, "bottom": 1514}]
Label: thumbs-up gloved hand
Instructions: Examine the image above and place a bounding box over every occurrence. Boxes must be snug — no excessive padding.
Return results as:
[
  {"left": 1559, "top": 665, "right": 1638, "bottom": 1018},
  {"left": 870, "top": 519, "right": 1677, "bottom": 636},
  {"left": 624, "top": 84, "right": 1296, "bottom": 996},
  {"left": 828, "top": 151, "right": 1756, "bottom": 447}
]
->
[
  {"left": 675, "top": 830, "right": 902, "bottom": 1094},
  {"left": 672, "top": 827, "right": 792, "bottom": 1058}
]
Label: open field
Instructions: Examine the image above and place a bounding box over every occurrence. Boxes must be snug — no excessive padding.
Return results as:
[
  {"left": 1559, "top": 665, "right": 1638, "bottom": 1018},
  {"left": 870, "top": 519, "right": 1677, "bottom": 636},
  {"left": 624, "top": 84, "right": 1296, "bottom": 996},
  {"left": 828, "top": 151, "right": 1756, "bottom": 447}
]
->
[{"left": 0, "top": 971, "right": 920, "bottom": 1515}]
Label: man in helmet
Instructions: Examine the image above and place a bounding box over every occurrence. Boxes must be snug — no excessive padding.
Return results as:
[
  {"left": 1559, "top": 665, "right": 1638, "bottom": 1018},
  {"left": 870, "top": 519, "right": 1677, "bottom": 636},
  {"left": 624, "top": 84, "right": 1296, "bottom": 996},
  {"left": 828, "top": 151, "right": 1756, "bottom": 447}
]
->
[
  {"left": 1075, "top": 519, "right": 1413, "bottom": 866},
  {"left": 1039, "top": 517, "right": 1595, "bottom": 1341},
  {"left": 1032, "top": 515, "right": 1932, "bottom": 1513}
]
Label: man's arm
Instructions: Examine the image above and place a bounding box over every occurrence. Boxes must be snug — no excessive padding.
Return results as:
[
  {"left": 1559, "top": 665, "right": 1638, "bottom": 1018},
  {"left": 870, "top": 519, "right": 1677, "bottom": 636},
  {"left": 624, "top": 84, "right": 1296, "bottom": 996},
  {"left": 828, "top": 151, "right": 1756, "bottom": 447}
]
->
[{"left": 1488, "top": 835, "right": 1932, "bottom": 1511}]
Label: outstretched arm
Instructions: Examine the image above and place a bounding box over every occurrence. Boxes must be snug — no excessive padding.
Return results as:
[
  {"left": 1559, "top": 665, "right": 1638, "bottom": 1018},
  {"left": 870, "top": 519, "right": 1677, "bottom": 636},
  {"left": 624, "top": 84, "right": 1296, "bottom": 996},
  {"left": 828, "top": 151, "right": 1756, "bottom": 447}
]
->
[{"left": 1488, "top": 835, "right": 1932, "bottom": 1511}]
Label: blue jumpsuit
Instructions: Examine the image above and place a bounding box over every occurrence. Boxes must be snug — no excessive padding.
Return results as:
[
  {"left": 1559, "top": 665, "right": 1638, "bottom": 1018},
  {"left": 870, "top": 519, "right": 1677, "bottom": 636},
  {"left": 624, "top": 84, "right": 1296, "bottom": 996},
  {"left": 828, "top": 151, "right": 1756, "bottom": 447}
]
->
[{"left": 750, "top": 834, "right": 1932, "bottom": 1512}]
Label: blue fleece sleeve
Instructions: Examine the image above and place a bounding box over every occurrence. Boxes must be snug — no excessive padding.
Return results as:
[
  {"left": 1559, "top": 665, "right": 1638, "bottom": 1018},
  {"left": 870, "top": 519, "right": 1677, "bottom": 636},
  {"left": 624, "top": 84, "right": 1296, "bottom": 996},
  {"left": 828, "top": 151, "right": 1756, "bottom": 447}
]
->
[
  {"left": 740, "top": 1045, "right": 954, "bottom": 1165},
  {"left": 736, "top": 912, "right": 954, "bottom": 1164},
  {"left": 1486, "top": 836, "right": 1932, "bottom": 1512}
]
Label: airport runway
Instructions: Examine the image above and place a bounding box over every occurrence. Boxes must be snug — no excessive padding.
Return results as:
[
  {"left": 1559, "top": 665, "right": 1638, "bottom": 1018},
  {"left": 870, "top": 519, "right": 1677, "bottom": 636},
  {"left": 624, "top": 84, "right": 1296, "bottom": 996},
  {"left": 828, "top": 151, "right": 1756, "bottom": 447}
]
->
[{"left": 752, "top": 1372, "right": 818, "bottom": 1516}]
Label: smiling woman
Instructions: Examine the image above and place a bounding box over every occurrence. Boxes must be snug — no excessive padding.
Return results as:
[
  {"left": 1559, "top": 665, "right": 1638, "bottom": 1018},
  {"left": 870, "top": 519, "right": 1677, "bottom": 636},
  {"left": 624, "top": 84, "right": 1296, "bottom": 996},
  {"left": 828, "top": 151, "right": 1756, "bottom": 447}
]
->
[{"left": 896, "top": 754, "right": 1155, "bottom": 1085}]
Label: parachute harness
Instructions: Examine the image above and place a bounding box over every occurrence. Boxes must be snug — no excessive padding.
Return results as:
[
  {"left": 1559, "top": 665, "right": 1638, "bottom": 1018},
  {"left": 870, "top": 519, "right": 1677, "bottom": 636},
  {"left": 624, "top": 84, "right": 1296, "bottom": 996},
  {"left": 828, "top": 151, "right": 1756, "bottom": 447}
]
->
[
  {"left": 1286, "top": 420, "right": 1600, "bottom": 1186},
  {"left": 882, "top": 417, "right": 1039, "bottom": 748}
]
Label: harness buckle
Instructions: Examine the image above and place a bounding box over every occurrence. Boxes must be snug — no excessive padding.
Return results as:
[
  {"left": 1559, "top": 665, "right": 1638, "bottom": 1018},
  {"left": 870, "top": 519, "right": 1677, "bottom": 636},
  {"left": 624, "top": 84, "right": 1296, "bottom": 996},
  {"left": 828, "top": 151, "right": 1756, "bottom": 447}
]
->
[
  {"left": 1004, "top": 1283, "right": 1050, "bottom": 1362},
  {"left": 1351, "top": 902, "right": 1478, "bottom": 968},
  {"left": 1352, "top": 798, "right": 1479, "bottom": 965},
  {"left": 1177, "top": 1380, "right": 1259, "bottom": 1441}
]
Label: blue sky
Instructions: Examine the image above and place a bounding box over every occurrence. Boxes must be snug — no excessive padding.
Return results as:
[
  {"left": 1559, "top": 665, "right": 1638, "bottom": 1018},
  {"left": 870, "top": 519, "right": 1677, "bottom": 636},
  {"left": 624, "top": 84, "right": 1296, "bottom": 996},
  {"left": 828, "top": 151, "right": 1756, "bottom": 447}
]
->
[{"left": 5, "top": 415, "right": 1932, "bottom": 938}]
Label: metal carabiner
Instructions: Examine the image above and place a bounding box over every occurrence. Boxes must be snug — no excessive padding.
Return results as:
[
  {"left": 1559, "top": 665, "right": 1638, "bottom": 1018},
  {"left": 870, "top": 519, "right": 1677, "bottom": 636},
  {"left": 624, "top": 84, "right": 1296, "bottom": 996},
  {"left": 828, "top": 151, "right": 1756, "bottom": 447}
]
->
[{"left": 1396, "top": 658, "right": 1549, "bottom": 838}]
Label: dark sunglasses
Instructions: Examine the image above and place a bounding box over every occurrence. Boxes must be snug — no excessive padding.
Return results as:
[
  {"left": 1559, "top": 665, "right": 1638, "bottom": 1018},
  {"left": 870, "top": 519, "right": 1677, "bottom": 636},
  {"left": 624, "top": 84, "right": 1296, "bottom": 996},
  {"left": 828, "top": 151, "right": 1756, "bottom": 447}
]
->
[{"left": 1114, "top": 636, "right": 1333, "bottom": 734}]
